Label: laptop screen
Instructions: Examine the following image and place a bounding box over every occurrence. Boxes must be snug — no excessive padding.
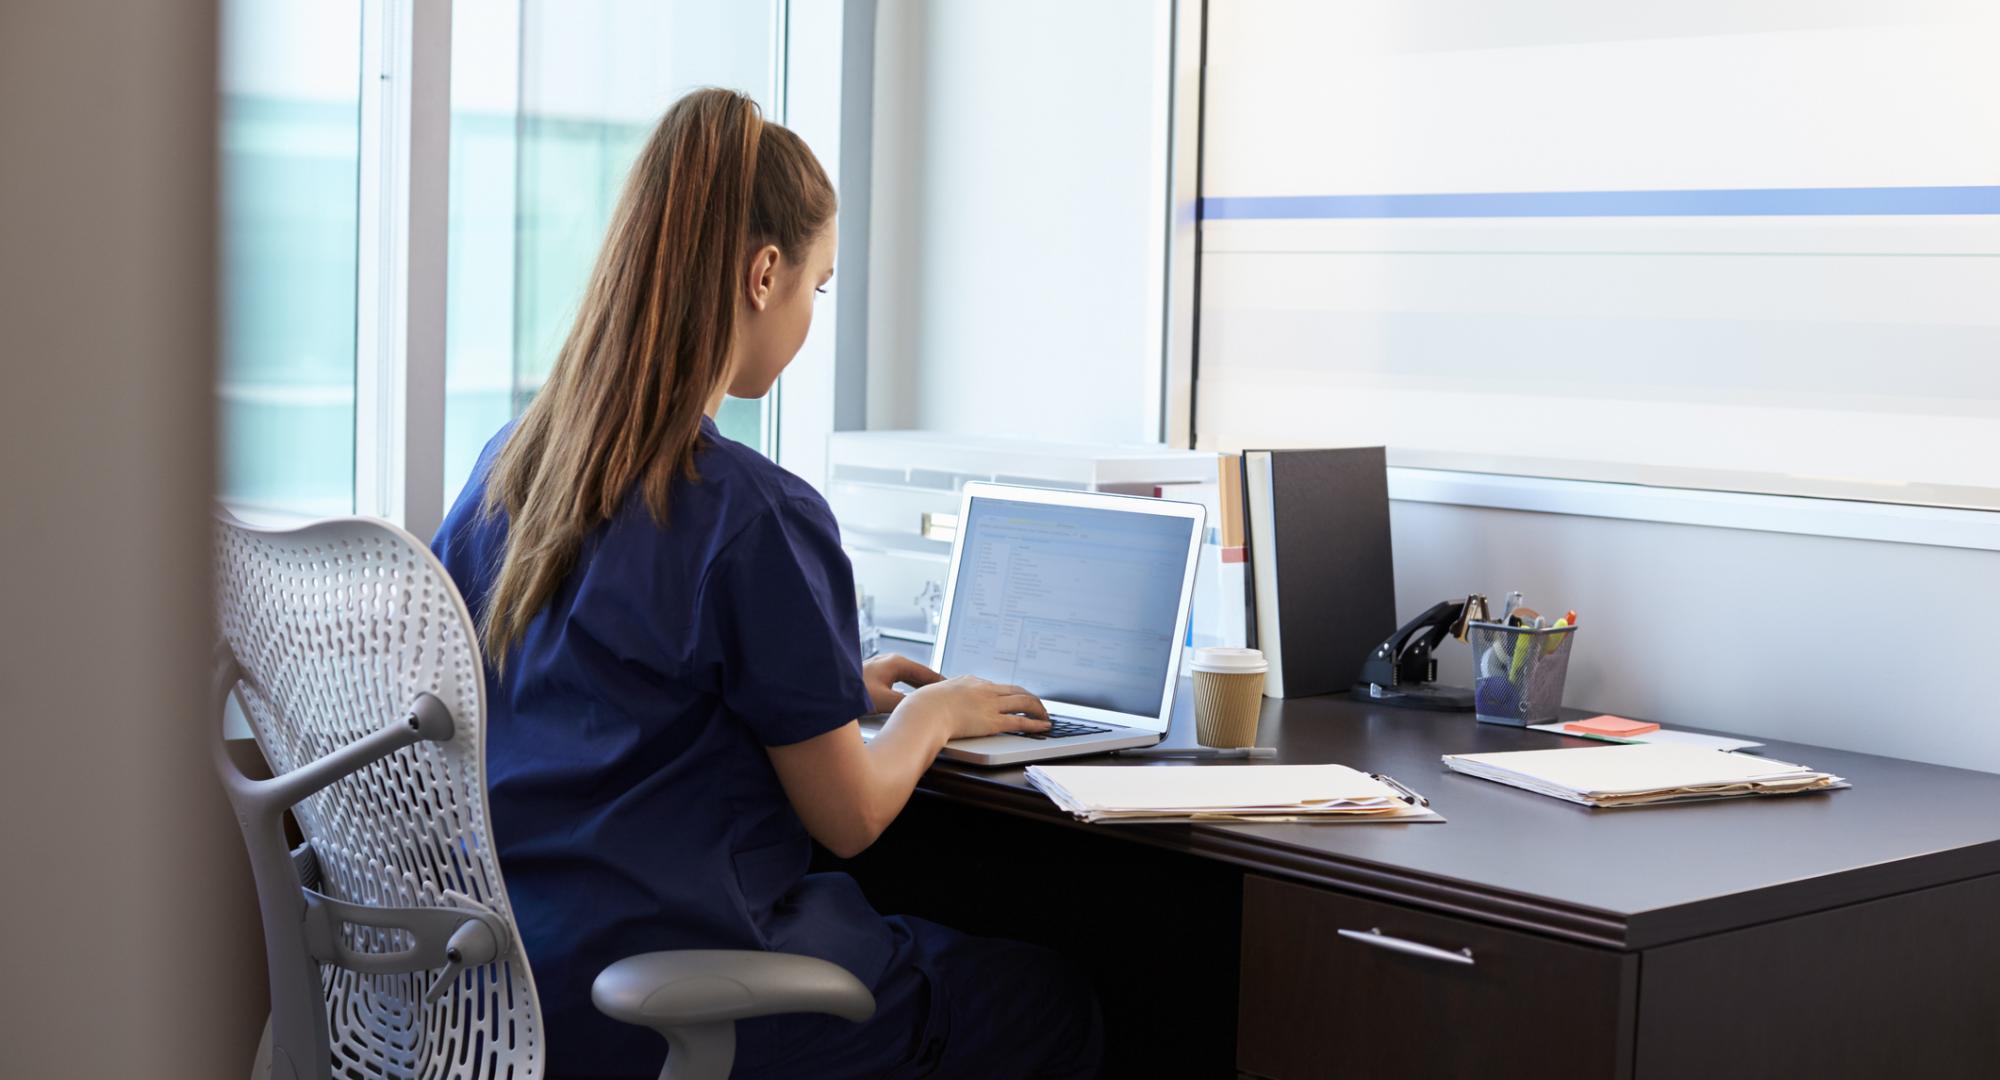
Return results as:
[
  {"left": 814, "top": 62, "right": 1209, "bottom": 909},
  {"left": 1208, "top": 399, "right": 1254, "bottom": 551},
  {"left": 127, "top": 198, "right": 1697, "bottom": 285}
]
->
[{"left": 938, "top": 494, "right": 1197, "bottom": 718}]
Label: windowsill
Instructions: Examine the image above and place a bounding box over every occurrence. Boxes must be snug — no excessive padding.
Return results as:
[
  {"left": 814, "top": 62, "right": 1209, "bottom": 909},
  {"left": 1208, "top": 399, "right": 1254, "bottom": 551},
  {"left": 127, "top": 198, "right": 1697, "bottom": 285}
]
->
[{"left": 1387, "top": 467, "right": 2000, "bottom": 552}]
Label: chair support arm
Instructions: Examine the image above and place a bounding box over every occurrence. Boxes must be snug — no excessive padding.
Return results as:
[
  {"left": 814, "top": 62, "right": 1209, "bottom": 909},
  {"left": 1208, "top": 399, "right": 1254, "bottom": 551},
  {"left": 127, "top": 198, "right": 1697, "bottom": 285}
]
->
[
  {"left": 300, "top": 887, "right": 511, "bottom": 978},
  {"left": 595, "top": 951, "right": 875, "bottom": 1079},
  {"left": 594, "top": 950, "right": 875, "bottom": 1028},
  {"left": 212, "top": 651, "right": 454, "bottom": 817}
]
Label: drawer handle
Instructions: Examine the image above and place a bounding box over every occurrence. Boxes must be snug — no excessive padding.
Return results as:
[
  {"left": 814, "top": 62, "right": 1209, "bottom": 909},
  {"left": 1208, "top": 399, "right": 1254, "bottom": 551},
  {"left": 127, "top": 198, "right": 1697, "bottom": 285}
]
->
[{"left": 1338, "top": 927, "right": 1475, "bottom": 966}]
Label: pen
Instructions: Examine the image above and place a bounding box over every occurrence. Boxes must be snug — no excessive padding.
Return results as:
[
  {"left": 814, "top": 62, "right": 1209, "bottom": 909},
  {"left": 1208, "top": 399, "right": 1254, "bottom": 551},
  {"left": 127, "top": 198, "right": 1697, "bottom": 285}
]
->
[
  {"left": 1112, "top": 746, "right": 1278, "bottom": 760},
  {"left": 1371, "top": 773, "right": 1431, "bottom": 807}
]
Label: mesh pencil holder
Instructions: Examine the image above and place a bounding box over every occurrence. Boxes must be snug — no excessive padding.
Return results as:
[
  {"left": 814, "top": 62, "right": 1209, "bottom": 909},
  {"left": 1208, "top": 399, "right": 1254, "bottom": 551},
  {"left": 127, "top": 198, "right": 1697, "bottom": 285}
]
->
[{"left": 1467, "top": 621, "right": 1577, "bottom": 726}]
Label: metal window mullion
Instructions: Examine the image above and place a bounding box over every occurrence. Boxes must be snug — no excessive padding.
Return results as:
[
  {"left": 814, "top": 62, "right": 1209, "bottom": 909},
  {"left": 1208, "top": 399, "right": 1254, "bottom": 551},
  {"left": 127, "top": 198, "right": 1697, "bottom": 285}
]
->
[
  {"left": 1162, "top": 0, "right": 1207, "bottom": 449},
  {"left": 773, "top": 0, "right": 851, "bottom": 490},
  {"left": 773, "top": 0, "right": 790, "bottom": 124},
  {"left": 765, "top": 0, "right": 791, "bottom": 465},
  {"left": 356, "top": 0, "right": 452, "bottom": 539},
  {"left": 355, "top": 0, "right": 390, "bottom": 518}
]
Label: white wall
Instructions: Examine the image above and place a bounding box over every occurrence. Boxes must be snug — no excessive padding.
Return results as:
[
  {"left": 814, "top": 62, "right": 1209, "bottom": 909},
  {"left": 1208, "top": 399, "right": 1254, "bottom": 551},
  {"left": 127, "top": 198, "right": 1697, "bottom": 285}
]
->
[
  {"left": 1391, "top": 502, "right": 2000, "bottom": 773},
  {"left": 865, "top": 0, "right": 1173, "bottom": 443}
]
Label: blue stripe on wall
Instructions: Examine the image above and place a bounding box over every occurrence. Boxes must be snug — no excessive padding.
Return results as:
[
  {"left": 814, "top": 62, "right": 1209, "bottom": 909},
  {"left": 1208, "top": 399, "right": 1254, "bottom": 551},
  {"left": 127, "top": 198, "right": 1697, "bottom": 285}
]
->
[{"left": 1200, "top": 186, "right": 2000, "bottom": 220}]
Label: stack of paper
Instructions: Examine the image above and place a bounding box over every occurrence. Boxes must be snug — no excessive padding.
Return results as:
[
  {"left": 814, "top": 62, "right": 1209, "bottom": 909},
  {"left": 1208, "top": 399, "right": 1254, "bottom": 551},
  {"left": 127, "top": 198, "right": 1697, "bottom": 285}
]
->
[
  {"left": 1442, "top": 743, "right": 1845, "bottom": 808},
  {"left": 1024, "top": 763, "right": 1441, "bottom": 824}
]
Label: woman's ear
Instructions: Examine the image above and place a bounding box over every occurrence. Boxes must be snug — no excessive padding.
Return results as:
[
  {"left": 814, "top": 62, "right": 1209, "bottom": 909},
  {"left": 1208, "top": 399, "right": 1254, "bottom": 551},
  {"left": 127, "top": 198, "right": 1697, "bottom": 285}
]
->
[{"left": 746, "top": 244, "right": 781, "bottom": 311}]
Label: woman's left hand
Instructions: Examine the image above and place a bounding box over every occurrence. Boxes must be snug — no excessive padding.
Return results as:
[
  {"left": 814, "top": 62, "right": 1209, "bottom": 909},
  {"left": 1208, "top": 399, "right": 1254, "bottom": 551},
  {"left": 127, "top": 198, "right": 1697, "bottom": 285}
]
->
[{"left": 862, "top": 653, "right": 943, "bottom": 714}]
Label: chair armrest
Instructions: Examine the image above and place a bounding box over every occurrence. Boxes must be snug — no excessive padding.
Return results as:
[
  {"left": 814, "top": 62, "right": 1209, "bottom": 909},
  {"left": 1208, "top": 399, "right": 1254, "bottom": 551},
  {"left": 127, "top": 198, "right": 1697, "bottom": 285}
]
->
[{"left": 593, "top": 950, "right": 876, "bottom": 1031}]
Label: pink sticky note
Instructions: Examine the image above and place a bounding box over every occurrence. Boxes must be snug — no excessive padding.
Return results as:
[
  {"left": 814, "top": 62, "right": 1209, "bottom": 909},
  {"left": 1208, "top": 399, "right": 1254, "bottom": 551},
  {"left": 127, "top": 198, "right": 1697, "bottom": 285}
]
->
[{"left": 1565, "top": 715, "right": 1661, "bottom": 738}]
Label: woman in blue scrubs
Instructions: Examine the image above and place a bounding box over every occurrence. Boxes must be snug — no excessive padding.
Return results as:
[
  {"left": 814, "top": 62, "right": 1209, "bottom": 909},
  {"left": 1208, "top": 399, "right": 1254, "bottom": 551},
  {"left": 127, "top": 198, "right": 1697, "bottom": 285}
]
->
[{"left": 432, "top": 90, "right": 1103, "bottom": 1079}]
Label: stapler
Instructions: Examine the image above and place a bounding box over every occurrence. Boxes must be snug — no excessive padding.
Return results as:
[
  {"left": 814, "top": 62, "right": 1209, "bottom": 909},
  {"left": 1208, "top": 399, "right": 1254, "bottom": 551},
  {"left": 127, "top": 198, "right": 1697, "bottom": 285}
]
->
[{"left": 1350, "top": 596, "right": 1485, "bottom": 711}]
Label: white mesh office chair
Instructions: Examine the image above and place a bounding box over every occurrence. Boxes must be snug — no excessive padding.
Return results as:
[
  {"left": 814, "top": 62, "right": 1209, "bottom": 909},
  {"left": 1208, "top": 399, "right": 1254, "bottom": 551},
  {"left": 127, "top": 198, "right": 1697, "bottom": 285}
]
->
[{"left": 212, "top": 512, "right": 873, "bottom": 1080}]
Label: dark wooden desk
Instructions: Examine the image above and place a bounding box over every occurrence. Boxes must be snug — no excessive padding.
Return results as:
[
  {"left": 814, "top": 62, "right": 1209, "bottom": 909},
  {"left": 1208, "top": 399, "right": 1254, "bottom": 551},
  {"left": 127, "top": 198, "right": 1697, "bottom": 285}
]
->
[{"left": 839, "top": 690, "right": 2000, "bottom": 1079}]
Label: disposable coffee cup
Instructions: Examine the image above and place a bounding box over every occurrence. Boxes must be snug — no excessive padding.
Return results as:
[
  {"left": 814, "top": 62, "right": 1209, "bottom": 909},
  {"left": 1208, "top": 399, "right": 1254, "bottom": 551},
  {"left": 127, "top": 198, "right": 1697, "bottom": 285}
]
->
[{"left": 1192, "top": 647, "right": 1268, "bottom": 749}]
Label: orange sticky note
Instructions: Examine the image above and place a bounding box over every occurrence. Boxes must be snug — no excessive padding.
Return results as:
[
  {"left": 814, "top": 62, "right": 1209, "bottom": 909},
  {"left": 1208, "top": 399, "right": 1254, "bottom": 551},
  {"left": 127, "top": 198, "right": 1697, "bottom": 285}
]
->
[{"left": 1565, "top": 715, "right": 1660, "bottom": 738}]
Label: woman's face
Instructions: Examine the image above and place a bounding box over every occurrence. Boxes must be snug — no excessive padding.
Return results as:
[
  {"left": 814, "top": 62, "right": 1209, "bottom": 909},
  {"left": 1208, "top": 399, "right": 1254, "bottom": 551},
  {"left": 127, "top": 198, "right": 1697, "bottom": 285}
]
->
[{"left": 729, "top": 224, "right": 836, "bottom": 399}]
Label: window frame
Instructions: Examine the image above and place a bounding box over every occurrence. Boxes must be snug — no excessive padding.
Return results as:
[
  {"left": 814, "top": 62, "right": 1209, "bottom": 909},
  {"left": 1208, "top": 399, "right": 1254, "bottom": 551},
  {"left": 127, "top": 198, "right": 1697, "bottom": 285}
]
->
[
  {"left": 772, "top": 0, "right": 840, "bottom": 492},
  {"left": 354, "top": 0, "right": 452, "bottom": 541},
  {"left": 1161, "top": 0, "right": 1203, "bottom": 449}
]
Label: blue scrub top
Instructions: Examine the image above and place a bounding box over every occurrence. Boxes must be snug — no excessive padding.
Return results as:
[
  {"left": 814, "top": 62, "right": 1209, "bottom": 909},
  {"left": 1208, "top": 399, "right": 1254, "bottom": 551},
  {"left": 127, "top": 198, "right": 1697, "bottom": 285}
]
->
[{"left": 432, "top": 418, "right": 886, "bottom": 1075}]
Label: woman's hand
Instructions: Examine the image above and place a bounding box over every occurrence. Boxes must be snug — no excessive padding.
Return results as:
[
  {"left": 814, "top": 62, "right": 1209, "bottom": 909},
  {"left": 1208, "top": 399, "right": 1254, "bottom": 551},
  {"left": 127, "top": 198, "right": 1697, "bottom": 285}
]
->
[
  {"left": 862, "top": 653, "right": 944, "bottom": 714},
  {"left": 894, "top": 675, "right": 1050, "bottom": 740}
]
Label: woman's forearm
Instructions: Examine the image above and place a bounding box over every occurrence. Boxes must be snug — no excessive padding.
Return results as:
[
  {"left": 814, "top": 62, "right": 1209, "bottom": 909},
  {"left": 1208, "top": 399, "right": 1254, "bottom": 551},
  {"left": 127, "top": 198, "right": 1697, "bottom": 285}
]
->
[
  {"left": 766, "top": 677, "right": 1047, "bottom": 858},
  {"left": 765, "top": 707, "right": 947, "bottom": 858},
  {"left": 849, "top": 707, "right": 951, "bottom": 846}
]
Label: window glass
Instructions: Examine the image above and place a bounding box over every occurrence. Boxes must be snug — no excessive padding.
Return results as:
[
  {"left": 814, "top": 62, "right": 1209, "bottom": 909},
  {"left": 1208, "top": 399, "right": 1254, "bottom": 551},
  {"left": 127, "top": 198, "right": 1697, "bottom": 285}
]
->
[
  {"left": 1198, "top": 1, "right": 2000, "bottom": 510},
  {"left": 217, "top": 1, "right": 363, "bottom": 515},
  {"left": 444, "top": 3, "right": 521, "bottom": 501},
  {"left": 445, "top": 0, "right": 780, "bottom": 507}
]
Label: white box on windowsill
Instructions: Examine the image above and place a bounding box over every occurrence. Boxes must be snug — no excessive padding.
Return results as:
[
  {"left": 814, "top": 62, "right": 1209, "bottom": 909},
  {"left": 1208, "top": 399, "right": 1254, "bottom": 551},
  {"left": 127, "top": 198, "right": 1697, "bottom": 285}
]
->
[{"left": 827, "top": 431, "right": 1219, "bottom": 649}]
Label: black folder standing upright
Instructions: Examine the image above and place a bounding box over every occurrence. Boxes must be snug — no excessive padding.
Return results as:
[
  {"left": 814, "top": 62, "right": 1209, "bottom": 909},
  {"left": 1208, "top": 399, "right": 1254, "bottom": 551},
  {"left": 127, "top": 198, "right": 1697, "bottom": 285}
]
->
[{"left": 1239, "top": 447, "right": 1396, "bottom": 698}]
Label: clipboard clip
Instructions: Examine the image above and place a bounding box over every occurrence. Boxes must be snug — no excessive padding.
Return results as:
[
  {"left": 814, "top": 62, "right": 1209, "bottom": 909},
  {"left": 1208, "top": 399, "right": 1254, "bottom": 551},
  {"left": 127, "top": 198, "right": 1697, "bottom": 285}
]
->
[{"left": 1371, "top": 773, "right": 1431, "bottom": 807}]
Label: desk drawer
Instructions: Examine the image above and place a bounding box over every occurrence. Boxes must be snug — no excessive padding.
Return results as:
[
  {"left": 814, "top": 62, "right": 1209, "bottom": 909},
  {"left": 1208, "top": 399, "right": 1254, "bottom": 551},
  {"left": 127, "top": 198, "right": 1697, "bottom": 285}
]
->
[{"left": 1238, "top": 875, "right": 1636, "bottom": 1080}]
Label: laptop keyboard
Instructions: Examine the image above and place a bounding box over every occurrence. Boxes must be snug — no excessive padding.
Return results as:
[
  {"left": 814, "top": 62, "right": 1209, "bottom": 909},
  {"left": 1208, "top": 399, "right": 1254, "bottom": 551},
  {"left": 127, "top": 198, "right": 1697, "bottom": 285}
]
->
[{"left": 1016, "top": 717, "right": 1113, "bottom": 740}]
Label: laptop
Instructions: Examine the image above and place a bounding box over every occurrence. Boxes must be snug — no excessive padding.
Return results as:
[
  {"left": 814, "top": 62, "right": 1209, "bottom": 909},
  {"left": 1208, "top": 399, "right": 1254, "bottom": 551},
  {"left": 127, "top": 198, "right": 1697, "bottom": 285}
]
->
[{"left": 862, "top": 481, "right": 1206, "bottom": 766}]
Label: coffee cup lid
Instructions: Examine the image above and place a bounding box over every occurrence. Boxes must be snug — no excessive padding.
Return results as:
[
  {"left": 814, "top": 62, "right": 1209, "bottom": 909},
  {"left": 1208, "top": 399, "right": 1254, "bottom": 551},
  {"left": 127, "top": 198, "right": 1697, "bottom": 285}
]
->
[{"left": 1192, "top": 647, "right": 1268, "bottom": 674}]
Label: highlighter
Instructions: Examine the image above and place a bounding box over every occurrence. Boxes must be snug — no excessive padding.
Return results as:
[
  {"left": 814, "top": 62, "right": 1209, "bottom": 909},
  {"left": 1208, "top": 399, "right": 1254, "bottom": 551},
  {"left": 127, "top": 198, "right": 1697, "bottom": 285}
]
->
[
  {"left": 1542, "top": 615, "right": 1571, "bottom": 656},
  {"left": 1508, "top": 630, "right": 1533, "bottom": 682}
]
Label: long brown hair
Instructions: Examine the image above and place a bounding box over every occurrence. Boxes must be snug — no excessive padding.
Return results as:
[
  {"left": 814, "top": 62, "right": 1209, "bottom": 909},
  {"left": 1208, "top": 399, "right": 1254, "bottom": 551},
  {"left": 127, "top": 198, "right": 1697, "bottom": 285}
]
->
[{"left": 478, "top": 88, "right": 835, "bottom": 664}]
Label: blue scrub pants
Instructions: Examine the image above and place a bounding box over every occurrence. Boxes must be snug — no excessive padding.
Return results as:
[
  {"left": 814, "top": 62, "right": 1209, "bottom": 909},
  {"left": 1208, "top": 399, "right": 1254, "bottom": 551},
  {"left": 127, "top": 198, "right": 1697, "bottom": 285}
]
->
[{"left": 731, "top": 916, "right": 1104, "bottom": 1079}]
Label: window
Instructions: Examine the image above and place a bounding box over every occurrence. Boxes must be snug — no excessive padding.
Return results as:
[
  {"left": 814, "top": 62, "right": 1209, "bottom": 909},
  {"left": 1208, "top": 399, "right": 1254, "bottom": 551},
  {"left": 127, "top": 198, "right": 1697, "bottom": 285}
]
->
[
  {"left": 444, "top": 0, "right": 784, "bottom": 508},
  {"left": 1195, "top": 1, "right": 2000, "bottom": 513},
  {"left": 217, "top": 0, "right": 364, "bottom": 516},
  {"left": 218, "top": 1, "right": 804, "bottom": 523}
]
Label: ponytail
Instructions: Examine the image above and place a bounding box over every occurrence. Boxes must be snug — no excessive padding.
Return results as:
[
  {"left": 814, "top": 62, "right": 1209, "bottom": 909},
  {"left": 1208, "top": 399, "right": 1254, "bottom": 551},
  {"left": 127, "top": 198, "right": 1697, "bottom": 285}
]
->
[{"left": 478, "top": 88, "right": 835, "bottom": 666}]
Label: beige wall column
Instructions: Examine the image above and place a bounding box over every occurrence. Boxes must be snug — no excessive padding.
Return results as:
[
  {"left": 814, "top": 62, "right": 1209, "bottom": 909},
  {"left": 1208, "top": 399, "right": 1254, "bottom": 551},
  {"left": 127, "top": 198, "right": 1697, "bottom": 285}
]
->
[{"left": 0, "top": 1, "right": 264, "bottom": 1076}]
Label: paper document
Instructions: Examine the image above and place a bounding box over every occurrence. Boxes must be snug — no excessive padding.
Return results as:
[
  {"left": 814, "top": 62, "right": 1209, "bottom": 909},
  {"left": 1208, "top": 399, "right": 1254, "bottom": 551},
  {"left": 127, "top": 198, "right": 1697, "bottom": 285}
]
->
[
  {"left": 1025, "top": 763, "right": 1442, "bottom": 824},
  {"left": 1526, "top": 721, "right": 1763, "bottom": 752},
  {"left": 1442, "top": 743, "right": 1845, "bottom": 808}
]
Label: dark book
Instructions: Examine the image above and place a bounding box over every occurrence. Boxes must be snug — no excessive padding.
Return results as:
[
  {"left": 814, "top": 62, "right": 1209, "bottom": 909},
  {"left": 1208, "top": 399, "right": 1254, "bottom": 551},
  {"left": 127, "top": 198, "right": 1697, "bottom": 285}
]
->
[{"left": 1240, "top": 448, "right": 1396, "bottom": 698}]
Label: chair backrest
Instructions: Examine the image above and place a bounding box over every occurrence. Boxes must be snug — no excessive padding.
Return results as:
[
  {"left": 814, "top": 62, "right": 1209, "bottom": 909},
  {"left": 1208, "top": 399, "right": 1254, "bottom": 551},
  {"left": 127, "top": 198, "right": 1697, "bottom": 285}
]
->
[{"left": 214, "top": 512, "right": 543, "bottom": 1080}]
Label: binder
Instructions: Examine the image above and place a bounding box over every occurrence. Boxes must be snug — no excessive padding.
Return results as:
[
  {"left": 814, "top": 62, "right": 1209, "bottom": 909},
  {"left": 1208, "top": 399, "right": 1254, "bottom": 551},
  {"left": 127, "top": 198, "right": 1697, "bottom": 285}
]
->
[{"left": 1240, "top": 448, "right": 1396, "bottom": 698}]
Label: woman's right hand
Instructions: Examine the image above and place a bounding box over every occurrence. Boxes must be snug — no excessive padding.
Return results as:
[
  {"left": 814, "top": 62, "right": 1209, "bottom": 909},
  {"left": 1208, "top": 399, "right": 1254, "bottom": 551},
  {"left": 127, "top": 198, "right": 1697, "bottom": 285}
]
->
[{"left": 894, "top": 675, "right": 1051, "bottom": 740}]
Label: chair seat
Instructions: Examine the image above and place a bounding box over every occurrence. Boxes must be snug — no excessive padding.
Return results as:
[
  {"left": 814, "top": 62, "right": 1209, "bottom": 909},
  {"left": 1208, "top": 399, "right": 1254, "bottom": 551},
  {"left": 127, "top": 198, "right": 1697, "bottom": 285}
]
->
[{"left": 593, "top": 950, "right": 876, "bottom": 1029}]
